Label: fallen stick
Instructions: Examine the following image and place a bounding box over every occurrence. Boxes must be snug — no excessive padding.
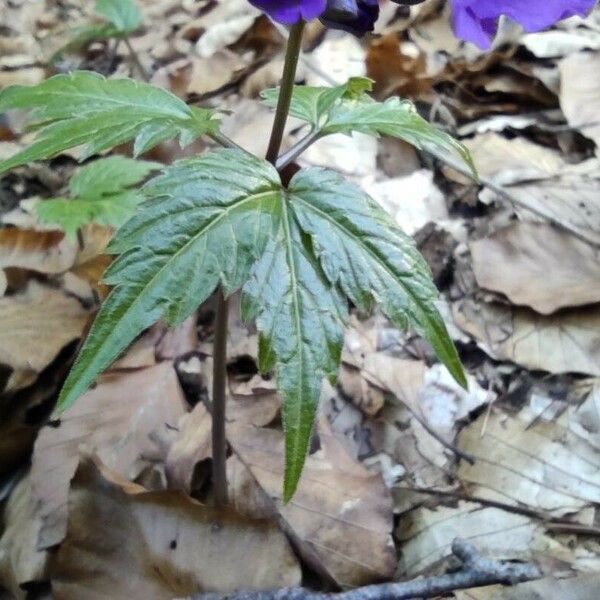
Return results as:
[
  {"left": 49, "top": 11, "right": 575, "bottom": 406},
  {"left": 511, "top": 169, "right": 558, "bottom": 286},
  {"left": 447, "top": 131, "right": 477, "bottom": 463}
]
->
[{"left": 184, "top": 538, "right": 541, "bottom": 600}]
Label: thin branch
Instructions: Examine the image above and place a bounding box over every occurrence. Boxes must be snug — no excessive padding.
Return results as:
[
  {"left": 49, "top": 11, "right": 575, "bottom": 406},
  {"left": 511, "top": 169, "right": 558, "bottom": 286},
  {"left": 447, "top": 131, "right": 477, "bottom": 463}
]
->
[
  {"left": 265, "top": 21, "right": 305, "bottom": 164},
  {"left": 276, "top": 129, "right": 322, "bottom": 170},
  {"left": 211, "top": 289, "right": 229, "bottom": 507},
  {"left": 209, "top": 131, "right": 247, "bottom": 153},
  {"left": 182, "top": 539, "right": 541, "bottom": 600},
  {"left": 123, "top": 37, "right": 150, "bottom": 82}
]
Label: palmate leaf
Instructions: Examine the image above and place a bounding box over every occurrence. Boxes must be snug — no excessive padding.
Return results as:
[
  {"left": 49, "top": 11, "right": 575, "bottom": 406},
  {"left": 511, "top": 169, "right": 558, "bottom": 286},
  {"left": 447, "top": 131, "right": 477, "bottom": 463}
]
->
[
  {"left": 262, "top": 77, "right": 476, "bottom": 177},
  {"left": 0, "top": 71, "right": 219, "bottom": 175},
  {"left": 36, "top": 157, "right": 160, "bottom": 239},
  {"left": 54, "top": 150, "right": 464, "bottom": 501},
  {"left": 242, "top": 212, "right": 347, "bottom": 501},
  {"left": 56, "top": 150, "right": 282, "bottom": 413}
]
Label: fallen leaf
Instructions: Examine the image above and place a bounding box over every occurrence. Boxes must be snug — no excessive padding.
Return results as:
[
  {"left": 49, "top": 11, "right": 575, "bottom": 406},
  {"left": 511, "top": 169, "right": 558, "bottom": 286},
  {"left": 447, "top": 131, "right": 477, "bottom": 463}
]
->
[
  {"left": 456, "top": 573, "right": 600, "bottom": 600},
  {"left": 396, "top": 502, "right": 572, "bottom": 577},
  {"left": 0, "top": 476, "right": 48, "bottom": 599},
  {"left": 470, "top": 222, "right": 600, "bottom": 314},
  {"left": 560, "top": 52, "right": 600, "bottom": 152},
  {"left": 49, "top": 457, "right": 301, "bottom": 599},
  {"left": 0, "top": 281, "right": 90, "bottom": 392},
  {"left": 0, "top": 228, "right": 76, "bottom": 275},
  {"left": 453, "top": 298, "right": 600, "bottom": 376},
  {"left": 227, "top": 418, "right": 396, "bottom": 587},
  {"left": 165, "top": 402, "right": 212, "bottom": 492},
  {"left": 31, "top": 362, "right": 187, "bottom": 549},
  {"left": 458, "top": 411, "right": 600, "bottom": 515}
]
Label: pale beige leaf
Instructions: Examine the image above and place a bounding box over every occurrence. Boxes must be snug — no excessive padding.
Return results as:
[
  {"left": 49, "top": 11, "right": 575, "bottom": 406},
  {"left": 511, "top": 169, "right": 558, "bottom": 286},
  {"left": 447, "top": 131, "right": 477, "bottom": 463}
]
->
[
  {"left": 471, "top": 222, "right": 600, "bottom": 314},
  {"left": 0, "top": 477, "right": 48, "bottom": 599},
  {"left": 31, "top": 362, "right": 187, "bottom": 549},
  {"left": 49, "top": 458, "right": 301, "bottom": 599},
  {"left": 227, "top": 419, "right": 396, "bottom": 587},
  {"left": 165, "top": 402, "right": 212, "bottom": 492},
  {"left": 458, "top": 412, "right": 600, "bottom": 515},
  {"left": 0, "top": 228, "right": 76, "bottom": 275},
  {"left": 560, "top": 52, "right": 600, "bottom": 151},
  {"left": 0, "top": 281, "right": 90, "bottom": 390},
  {"left": 455, "top": 573, "right": 600, "bottom": 600},
  {"left": 453, "top": 299, "right": 600, "bottom": 376}
]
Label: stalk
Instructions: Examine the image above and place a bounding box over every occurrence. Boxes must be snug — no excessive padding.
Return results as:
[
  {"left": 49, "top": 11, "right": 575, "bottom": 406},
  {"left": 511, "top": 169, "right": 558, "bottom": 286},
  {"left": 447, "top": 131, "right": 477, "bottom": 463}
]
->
[
  {"left": 209, "top": 19, "right": 306, "bottom": 507},
  {"left": 265, "top": 21, "right": 306, "bottom": 164},
  {"left": 211, "top": 288, "right": 229, "bottom": 507},
  {"left": 124, "top": 37, "right": 150, "bottom": 82}
]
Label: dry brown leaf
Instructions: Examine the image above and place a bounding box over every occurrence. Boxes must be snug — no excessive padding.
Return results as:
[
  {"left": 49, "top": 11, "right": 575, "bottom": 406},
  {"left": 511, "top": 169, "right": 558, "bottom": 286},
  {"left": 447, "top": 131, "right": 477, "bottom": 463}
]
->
[
  {"left": 0, "top": 477, "right": 48, "bottom": 599},
  {"left": 0, "top": 281, "right": 90, "bottom": 391},
  {"left": 227, "top": 418, "right": 396, "bottom": 587},
  {"left": 504, "top": 169, "right": 600, "bottom": 246},
  {"left": 165, "top": 402, "right": 212, "bottom": 492},
  {"left": 0, "top": 228, "right": 77, "bottom": 275},
  {"left": 49, "top": 457, "right": 301, "bottom": 599},
  {"left": 458, "top": 411, "right": 600, "bottom": 515},
  {"left": 456, "top": 573, "right": 600, "bottom": 600},
  {"left": 396, "top": 501, "right": 581, "bottom": 578},
  {"left": 560, "top": 52, "right": 600, "bottom": 152},
  {"left": 463, "top": 133, "right": 566, "bottom": 185},
  {"left": 471, "top": 222, "right": 600, "bottom": 314},
  {"left": 453, "top": 298, "right": 600, "bottom": 376},
  {"left": 31, "top": 362, "right": 187, "bottom": 549}
]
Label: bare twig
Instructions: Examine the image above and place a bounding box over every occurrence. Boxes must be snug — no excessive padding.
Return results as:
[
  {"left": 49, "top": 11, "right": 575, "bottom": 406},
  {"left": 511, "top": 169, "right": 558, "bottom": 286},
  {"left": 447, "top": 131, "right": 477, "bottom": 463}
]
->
[
  {"left": 182, "top": 539, "right": 540, "bottom": 600},
  {"left": 123, "top": 37, "right": 150, "bottom": 82},
  {"left": 211, "top": 289, "right": 229, "bottom": 507}
]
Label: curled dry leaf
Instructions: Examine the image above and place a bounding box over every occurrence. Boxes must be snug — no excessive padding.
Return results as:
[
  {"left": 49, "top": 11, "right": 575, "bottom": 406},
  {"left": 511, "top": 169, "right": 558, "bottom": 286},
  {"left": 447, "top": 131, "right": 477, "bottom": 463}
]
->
[
  {"left": 0, "top": 281, "right": 90, "bottom": 392},
  {"left": 560, "top": 52, "right": 600, "bottom": 151},
  {"left": 0, "top": 476, "right": 48, "bottom": 599},
  {"left": 165, "top": 402, "right": 212, "bottom": 492},
  {"left": 396, "top": 501, "right": 581, "bottom": 578},
  {"left": 456, "top": 572, "right": 600, "bottom": 600},
  {"left": 31, "top": 361, "right": 187, "bottom": 549},
  {"left": 470, "top": 223, "right": 600, "bottom": 314},
  {"left": 458, "top": 411, "right": 600, "bottom": 516},
  {"left": 227, "top": 418, "right": 397, "bottom": 588},
  {"left": 0, "top": 228, "right": 77, "bottom": 275},
  {"left": 453, "top": 298, "right": 600, "bottom": 376},
  {"left": 49, "top": 458, "right": 301, "bottom": 599}
]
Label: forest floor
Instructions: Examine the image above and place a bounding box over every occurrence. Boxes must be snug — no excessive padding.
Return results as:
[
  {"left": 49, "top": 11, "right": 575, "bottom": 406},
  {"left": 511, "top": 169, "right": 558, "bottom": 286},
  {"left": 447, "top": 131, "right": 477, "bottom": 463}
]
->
[{"left": 1, "top": 1, "right": 600, "bottom": 599}]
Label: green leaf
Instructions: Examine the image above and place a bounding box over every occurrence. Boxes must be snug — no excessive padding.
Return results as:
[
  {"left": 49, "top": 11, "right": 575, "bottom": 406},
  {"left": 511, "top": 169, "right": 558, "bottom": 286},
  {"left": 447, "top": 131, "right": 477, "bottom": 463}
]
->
[
  {"left": 0, "top": 71, "right": 219, "bottom": 175},
  {"left": 56, "top": 150, "right": 282, "bottom": 413},
  {"left": 288, "top": 167, "right": 467, "bottom": 390},
  {"left": 242, "top": 211, "right": 346, "bottom": 502},
  {"left": 95, "top": 0, "right": 142, "bottom": 33},
  {"left": 36, "top": 156, "right": 160, "bottom": 239},
  {"left": 262, "top": 77, "right": 372, "bottom": 128},
  {"left": 54, "top": 23, "right": 120, "bottom": 56},
  {"left": 262, "top": 79, "right": 476, "bottom": 178}
]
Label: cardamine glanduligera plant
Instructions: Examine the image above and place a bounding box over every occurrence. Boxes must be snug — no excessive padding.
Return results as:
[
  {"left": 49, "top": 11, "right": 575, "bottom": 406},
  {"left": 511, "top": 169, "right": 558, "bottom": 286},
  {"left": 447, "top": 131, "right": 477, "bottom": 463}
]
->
[{"left": 0, "top": 0, "right": 595, "bottom": 503}]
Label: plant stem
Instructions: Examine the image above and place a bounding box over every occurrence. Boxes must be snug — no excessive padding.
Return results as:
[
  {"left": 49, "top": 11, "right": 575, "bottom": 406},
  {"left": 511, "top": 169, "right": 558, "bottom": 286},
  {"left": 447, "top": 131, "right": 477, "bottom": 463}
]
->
[
  {"left": 209, "top": 21, "right": 306, "bottom": 508},
  {"left": 124, "top": 37, "right": 150, "bottom": 82},
  {"left": 265, "top": 21, "right": 305, "bottom": 164},
  {"left": 275, "top": 129, "right": 321, "bottom": 170},
  {"left": 211, "top": 288, "right": 229, "bottom": 507}
]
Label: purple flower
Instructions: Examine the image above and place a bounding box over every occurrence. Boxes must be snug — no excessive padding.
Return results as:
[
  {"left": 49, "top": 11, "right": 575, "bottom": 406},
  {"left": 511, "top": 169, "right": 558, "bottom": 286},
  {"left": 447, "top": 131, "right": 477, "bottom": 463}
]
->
[
  {"left": 320, "top": 0, "right": 379, "bottom": 35},
  {"left": 452, "top": 0, "right": 597, "bottom": 48},
  {"left": 249, "top": 0, "right": 597, "bottom": 47},
  {"left": 248, "top": 0, "right": 326, "bottom": 24}
]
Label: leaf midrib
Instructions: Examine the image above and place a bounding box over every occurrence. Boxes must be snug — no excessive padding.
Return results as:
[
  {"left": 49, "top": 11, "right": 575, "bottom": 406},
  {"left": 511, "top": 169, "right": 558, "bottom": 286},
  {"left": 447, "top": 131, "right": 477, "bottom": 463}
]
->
[{"left": 280, "top": 197, "right": 305, "bottom": 481}]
